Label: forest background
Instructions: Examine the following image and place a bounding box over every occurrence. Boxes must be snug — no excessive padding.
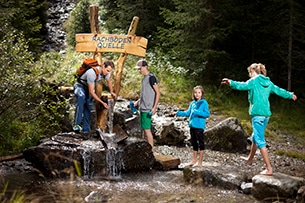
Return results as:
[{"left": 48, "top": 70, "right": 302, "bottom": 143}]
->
[{"left": 0, "top": 0, "right": 304, "bottom": 160}]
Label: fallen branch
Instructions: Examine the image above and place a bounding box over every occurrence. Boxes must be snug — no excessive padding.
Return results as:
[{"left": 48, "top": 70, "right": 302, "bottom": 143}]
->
[
  {"left": 0, "top": 154, "right": 23, "bottom": 162},
  {"left": 58, "top": 86, "right": 73, "bottom": 91}
]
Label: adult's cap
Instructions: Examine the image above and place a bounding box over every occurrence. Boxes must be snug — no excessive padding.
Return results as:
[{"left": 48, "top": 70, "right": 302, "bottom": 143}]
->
[{"left": 135, "top": 59, "right": 148, "bottom": 69}]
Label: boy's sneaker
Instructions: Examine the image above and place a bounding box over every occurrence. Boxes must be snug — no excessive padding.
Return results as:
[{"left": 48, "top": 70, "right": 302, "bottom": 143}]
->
[{"left": 73, "top": 125, "right": 82, "bottom": 132}]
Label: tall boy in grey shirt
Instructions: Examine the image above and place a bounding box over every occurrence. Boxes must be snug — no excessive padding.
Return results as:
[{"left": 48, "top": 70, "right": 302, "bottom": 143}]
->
[{"left": 134, "top": 60, "right": 160, "bottom": 152}]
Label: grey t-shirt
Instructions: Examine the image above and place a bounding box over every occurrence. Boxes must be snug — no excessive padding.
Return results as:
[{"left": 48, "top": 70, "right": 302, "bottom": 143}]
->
[
  {"left": 79, "top": 66, "right": 110, "bottom": 86},
  {"left": 139, "top": 72, "right": 158, "bottom": 112}
]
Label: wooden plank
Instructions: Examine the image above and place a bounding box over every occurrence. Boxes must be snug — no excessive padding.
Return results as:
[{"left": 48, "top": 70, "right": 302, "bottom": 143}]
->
[
  {"left": 154, "top": 154, "right": 181, "bottom": 170},
  {"left": 112, "top": 124, "right": 128, "bottom": 143},
  {"left": 75, "top": 34, "right": 147, "bottom": 48}
]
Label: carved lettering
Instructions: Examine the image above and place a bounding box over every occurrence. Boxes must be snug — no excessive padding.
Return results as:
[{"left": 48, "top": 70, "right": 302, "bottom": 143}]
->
[
  {"left": 76, "top": 34, "right": 147, "bottom": 56},
  {"left": 93, "top": 36, "right": 130, "bottom": 50}
]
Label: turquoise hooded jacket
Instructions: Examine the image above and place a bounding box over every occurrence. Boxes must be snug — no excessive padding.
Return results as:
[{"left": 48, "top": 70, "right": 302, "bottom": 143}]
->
[
  {"left": 176, "top": 99, "right": 210, "bottom": 130},
  {"left": 230, "top": 74, "right": 293, "bottom": 117}
]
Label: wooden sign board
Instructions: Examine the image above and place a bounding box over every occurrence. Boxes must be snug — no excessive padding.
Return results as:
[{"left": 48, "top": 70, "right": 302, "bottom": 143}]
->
[{"left": 76, "top": 34, "right": 148, "bottom": 57}]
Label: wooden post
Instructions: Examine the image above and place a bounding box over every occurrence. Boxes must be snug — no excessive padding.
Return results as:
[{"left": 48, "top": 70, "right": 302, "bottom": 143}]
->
[
  {"left": 89, "top": 5, "right": 107, "bottom": 131},
  {"left": 113, "top": 17, "right": 139, "bottom": 102}
]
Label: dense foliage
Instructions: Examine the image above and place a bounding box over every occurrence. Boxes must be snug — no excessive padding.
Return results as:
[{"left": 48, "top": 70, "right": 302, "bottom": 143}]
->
[
  {"left": 0, "top": 0, "right": 47, "bottom": 55},
  {"left": 102, "top": 0, "right": 305, "bottom": 92},
  {"left": 0, "top": 25, "right": 66, "bottom": 155}
]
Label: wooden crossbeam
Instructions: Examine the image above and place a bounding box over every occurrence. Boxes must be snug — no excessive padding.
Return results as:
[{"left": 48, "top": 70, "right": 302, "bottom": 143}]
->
[{"left": 76, "top": 34, "right": 147, "bottom": 57}]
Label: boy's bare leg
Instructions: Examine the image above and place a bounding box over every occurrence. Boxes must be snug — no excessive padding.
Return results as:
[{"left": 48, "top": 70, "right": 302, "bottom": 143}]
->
[
  {"left": 259, "top": 147, "right": 273, "bottom": 175},
  {"left": 241, "top": 143, "right": 257, "bottom": 165},
  {"left": 143, "top": 129, "right": 154, "bottom": 152},
  {"left": 187, "top": 151, "right": 197, "bottom": 166}
]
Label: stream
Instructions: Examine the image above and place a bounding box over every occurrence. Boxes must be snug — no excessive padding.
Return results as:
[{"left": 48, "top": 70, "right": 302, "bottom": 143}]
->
[
  {"left": 1, "top": 132, "right": 260, "bottom": 203},
  {"left": 2, "top": 165, "right": 256, "bottom": 203}
]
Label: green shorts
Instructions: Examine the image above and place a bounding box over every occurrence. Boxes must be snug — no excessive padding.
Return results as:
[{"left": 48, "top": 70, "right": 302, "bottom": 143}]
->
[{"left": 140, "top": 112, "right": 152, "bottom": 130}]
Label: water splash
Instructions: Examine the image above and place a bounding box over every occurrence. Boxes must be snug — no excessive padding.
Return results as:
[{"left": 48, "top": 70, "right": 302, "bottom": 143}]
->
[{"left": 105, "top": 98, "right": 122, "bottom": 178}]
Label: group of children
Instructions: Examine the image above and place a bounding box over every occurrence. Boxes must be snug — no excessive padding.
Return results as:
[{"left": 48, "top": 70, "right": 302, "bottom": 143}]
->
[{"left": 172, "top": 63, "right": 297, "bottom": 176}]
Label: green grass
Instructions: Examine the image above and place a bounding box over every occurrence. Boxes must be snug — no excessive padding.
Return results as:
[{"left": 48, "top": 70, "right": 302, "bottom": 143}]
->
[{"left": 275, "top": 149, "right": 305, "bottom": 162}]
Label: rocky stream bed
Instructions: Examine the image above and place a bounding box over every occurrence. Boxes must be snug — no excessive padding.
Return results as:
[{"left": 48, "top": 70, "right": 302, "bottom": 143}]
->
[{"left": 1, "top": 109, "right": 305, "bottom": 202}]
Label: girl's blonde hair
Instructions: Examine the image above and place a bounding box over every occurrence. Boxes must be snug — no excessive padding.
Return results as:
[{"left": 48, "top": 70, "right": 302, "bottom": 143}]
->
[
  {"left": 247, "top": 63, "right": 267, "bottom": 76},
  {"left": 192, "top": 85, "right": 205, "bottom": 100}
]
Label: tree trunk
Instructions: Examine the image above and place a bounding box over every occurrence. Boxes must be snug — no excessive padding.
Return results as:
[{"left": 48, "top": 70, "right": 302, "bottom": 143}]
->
[{"left": 287, "top": 0, "right": 293, "bottom": 91}]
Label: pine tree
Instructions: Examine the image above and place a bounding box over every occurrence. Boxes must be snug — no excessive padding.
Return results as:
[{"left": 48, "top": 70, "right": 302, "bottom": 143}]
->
[
  {"left": 64, "top": 0, "right": 91, "bottom": 47},
  {"left": 0, "top": 0, "right": 47, "bottom": 55}
]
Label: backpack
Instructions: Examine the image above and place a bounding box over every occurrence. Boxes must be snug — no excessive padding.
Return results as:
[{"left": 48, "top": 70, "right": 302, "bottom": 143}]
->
[
  {"left": 148, "top": 72, "right": 157, "bottom": 90},
  {"left": 77, "top": 58, "right": 99, "bottom": 84}
]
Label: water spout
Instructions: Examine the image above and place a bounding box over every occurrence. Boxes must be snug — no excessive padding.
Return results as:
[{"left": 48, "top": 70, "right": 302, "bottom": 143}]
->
[{"left": 107, "top": 98, "right": 114, "bottom": 134}]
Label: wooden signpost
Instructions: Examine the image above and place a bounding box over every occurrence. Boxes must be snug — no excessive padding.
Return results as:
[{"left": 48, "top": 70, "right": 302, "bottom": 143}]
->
[
  {"left": 75, "top": 34, "right": 147, "bottom": 57},
  {"left": 75, "top": 5, "right": 148, "bottom": 131}
]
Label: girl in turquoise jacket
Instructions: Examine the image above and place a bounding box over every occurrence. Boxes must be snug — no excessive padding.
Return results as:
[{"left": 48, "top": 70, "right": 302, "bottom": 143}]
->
[
  {"left": 221, "top": 63, "right": 297, "bottom": 176},
  {"left": 171, "top": 85, "right": 210, "bottom": 167}
]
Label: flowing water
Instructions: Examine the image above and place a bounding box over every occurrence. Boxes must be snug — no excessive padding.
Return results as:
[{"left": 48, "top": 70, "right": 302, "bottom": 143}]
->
[
  {"left": 0, "top": 137, "right": 257, "bottom": 202},
  {"left": 106, "top": 148, "right": 122, "bottom": 179},
  {"left": 1, "top": 169, "right": 257, "bottom": 202},
  {"left": 0, "top": 140, "right": 257, "bottom": 202},
  {"left": 81, "top": 149, "right": 92, "bottom": 179}
]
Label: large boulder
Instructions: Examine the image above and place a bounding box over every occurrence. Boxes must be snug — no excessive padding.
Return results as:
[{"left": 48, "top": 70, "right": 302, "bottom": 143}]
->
[
  {"left": 183, "top": 163, "right": 248, "bottom": 190},
  {"left": 252, "top": 173, "right": 305, "bottom": 200},
  {"left": 152, "top": 116, "right": 186, "bottom": 146},
  {"left": 205, "top": 117, "right": 248, "bottom": 153},
  {"left": 23, "top": 132, "right": 155, "bottom": 178}
]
